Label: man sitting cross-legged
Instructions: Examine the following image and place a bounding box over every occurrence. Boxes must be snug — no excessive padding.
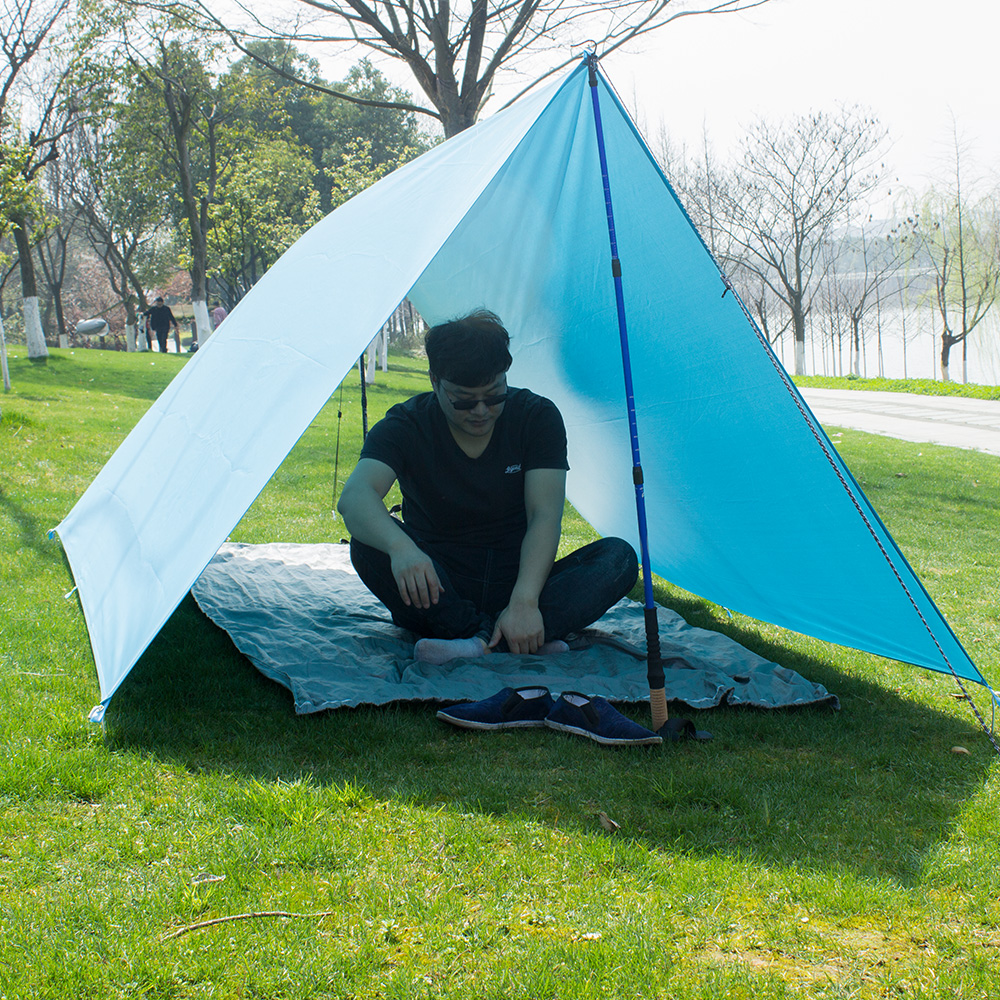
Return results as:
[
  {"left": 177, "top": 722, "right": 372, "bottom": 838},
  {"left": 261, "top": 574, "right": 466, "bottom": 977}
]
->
[{"left": 337, "top": 310, "right": 639, "bottom": 665}]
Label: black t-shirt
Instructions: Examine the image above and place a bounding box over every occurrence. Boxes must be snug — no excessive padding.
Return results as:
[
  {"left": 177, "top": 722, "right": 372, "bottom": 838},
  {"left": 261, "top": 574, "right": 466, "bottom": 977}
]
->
[
  {"left": 145, "top": 305, "right": 176, "bottom": 333},
  {"left": 360, "top": 387, "right": 569, "bottom": 551}
]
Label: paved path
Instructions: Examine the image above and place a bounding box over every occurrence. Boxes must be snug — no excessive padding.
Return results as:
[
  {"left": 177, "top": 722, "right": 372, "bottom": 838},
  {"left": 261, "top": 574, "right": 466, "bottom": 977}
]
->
[{"left": 799, "top": 388, "right": 1000, "bottom": 457}]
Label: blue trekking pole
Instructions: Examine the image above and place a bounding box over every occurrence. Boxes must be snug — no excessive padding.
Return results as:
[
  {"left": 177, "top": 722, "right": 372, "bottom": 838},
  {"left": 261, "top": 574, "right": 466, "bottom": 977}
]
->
[{"left": 586, "top": 54, "right": 668, "bottom": 731}]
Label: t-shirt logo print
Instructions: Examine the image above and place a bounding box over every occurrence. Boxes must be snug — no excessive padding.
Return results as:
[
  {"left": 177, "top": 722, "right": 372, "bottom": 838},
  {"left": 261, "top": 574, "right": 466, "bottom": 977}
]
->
[{"left": 505, "top": 464, "right": 522, "bottom": 474}]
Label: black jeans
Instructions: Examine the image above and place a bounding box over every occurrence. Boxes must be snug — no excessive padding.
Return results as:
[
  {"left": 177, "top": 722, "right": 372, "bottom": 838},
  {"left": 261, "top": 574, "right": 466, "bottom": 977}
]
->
[{"left": 349, "top": 525, "right": 639, "bottom": 648}]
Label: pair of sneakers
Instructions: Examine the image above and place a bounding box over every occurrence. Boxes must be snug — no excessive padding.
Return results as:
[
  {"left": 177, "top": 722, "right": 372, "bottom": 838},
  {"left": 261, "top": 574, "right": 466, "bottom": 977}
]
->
[{"left": 436, "top": 686, "right": 663, "bottom": 746}]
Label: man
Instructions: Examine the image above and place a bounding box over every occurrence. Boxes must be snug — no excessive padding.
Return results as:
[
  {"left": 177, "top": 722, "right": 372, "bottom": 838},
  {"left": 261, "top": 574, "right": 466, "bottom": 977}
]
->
[
  {"left": 143, "top": 296, "right": 179, "bottom": 353},
  {"left": 337, "top": 310, "right": 639, "bottom": 666},
  {"left": 212, "top": 302, "right": 228, "bottom": 329}
]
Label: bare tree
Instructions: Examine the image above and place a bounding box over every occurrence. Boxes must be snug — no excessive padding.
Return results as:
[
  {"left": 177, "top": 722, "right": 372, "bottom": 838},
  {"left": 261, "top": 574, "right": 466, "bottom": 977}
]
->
[
  {"left": 828, "top": 223, "right": 910, "bottom": 377},
  {"left": 712, "top": 107, "right": 887, "bottom": 375},
  {"left": 157, "top": 0, "right": 768, "bottom": 138},
  {"left": 34, "top": 141, "right": 83, "bottom": 345},
  {"left": 63, "top": 119, "right": 175, "bottom": 350},
  {"left": 917, "top": 132, "right": 1000, "bottom": 383}
]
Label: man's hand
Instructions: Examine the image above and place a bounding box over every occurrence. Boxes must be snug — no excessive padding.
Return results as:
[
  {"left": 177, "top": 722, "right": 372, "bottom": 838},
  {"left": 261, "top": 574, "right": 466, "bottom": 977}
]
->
[
  {"left": 390, "top": 543, "right": 443, "bottom": 609},
  {"left": 489, "top": 600, "right": 545, "bottom": 655}
]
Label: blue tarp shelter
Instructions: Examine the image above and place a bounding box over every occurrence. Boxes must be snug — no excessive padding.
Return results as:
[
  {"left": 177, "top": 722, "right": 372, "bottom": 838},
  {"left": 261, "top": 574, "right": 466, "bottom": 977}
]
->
[{"left": 55, "top": 59, "right": 992, "bottom": 720}]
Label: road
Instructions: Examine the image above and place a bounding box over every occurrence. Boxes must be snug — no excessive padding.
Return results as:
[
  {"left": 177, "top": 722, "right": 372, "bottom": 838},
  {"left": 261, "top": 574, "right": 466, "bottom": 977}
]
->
[{"left": 799, "top": 388, "right": 1000, "bottom": 458}]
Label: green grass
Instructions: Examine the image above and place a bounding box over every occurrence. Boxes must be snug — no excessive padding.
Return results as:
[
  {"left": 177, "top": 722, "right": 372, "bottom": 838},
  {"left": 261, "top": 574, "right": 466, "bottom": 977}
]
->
[
  {"left": 795, "top": 373, "right": 1000, "bottom": 401},
  {"left": 2, "top": 347, "right": 1000, "bottom": 998}
]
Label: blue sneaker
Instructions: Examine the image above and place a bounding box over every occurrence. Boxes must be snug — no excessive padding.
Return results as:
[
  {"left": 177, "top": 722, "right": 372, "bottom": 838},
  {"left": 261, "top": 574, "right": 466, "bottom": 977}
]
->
[
  {"left": 436, "top": 686, "right": 554, "bottom": 730},
  {"left": 545, "top": 692, "right": 662, "bottom": 746}
]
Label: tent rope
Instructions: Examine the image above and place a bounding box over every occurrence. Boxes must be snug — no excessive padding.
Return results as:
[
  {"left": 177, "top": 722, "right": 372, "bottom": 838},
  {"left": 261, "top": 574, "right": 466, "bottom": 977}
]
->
[
  {"left": 752, "top": 332, "right": 1000, "bottom": 754},
  {"left": 598, "top": 60, "right": 999, "bottom": 752},
  {"left": 331, "top": 379, "right": 346, "bottom": 512},
  {"left": 734, "top": 291, "right": 1000, "bottom": 754}
]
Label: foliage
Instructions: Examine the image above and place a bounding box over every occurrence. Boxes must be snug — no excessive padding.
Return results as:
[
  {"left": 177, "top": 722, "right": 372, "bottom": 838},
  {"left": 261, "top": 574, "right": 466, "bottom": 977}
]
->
[
  {"left": 231, "top": 45, "right": 431, "bottom": 213},
  {"left": 915, "top": 175, "right": 1000, "bottom": 382},
  {"left": 207, "top": 136, "right": 322, "bottom": 299},
  {"left": 0, "top": 134, "right": 45, "bottom": 245}
]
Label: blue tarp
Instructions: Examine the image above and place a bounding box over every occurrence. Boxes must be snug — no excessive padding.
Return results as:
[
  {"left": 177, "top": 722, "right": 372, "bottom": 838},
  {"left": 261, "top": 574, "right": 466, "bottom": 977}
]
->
[
  {"left": 191, "top": 543, "right": 839, "bottom": 713},
  {"left": 56, "top": 59, "right": 987, "bottom": 715}
]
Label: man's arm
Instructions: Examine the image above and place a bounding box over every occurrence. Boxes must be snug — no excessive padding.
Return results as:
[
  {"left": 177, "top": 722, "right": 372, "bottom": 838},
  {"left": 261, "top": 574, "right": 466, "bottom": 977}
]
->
[
  {"left": 489, "top": 467, "right": 566, "bottom": 654},
  {"left": 337, "top": 457, "right": 443, "bottom": 609}
]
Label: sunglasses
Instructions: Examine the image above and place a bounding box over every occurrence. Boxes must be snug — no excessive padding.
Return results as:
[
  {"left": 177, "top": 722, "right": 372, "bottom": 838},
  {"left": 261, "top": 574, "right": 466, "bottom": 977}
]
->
[{"left": 446, "top": 392, "right": 508, "bottom": 410}]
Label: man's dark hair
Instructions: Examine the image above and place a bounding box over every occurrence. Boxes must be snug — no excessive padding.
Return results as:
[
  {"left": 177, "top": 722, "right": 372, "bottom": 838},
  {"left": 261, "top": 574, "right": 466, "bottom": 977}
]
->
[{"left": 425, "top": 310, "right": 512, "bottom": 387}]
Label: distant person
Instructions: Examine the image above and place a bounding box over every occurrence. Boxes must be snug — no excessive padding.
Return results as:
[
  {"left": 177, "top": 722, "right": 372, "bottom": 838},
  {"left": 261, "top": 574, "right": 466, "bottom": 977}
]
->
[
  {"left": 212, "top": 303, "right": 228, "bottom": 329},
  {"left": 138, "top": 312, "right": 153, "bottom": 351},
  {"left": 144, "top": 297, "right": 179, "bottom": 353}
]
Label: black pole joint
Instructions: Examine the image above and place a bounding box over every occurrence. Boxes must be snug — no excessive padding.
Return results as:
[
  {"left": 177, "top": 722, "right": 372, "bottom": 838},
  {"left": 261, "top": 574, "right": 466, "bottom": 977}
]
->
[
  {"left": 612, "top": 258, "right": 622, "bottom": 278},
  {"left": 644, "top": 607, "right": 664, "bottom": 685},
  {"left": 633, "top": 465, "right": 643, "bottom": 486}
]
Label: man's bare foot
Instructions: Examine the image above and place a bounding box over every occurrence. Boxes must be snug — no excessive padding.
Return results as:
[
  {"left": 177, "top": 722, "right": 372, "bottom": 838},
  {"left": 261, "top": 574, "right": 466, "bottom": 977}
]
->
[
  {"left": 414, "top": 636, "right": 489, "bottom": 665},
  {"left": 537, "top": 640, "right": 570, "bottom": 655}
]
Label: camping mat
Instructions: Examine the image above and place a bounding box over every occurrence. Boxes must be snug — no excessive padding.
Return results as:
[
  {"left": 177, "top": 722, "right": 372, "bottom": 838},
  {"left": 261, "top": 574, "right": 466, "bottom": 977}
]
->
[{"left": 191, "top": 543, "right": 839, "bottom": 714}]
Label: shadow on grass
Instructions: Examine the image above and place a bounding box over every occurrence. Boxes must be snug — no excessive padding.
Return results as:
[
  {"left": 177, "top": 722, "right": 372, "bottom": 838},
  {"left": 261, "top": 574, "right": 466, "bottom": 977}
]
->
[
  {"left": 104, "top": 593, "right": 993, "bottom": 888},
  {"left": 0, "top": 486, "right": 50, "bottom": 557}
]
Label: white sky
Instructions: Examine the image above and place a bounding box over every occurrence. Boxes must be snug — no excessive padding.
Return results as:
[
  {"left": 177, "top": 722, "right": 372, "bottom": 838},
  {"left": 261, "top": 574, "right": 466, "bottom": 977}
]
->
[
  {"left": 597, "top": 0, "right": 1000, "bottom": 195},
  {"left": 297, "top": 0, "right": 999, "bottom": 197}
]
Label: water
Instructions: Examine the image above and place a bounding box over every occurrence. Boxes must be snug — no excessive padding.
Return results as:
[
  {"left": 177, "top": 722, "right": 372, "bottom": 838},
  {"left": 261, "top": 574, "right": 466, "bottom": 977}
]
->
[{"left": 770, "top": 303, "right": 1000, "bottom": 385}]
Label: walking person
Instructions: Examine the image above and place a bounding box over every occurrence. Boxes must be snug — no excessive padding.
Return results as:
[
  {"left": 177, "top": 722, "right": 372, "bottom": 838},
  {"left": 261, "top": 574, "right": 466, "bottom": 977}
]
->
[{"left": 143, "top": 297, "right": 179, "bottom": 353}]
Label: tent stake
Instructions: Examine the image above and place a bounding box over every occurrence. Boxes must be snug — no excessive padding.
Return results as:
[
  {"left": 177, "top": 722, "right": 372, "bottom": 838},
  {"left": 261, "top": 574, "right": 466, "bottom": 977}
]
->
[{"left": 586, "top": 54, "right": 667, "bottom": 731}]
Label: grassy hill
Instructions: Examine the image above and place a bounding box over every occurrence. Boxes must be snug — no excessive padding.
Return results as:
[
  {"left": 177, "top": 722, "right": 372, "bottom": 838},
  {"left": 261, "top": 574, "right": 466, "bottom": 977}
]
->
[{"left": 2, "top": 348, "right": 999, "bottom": 998}]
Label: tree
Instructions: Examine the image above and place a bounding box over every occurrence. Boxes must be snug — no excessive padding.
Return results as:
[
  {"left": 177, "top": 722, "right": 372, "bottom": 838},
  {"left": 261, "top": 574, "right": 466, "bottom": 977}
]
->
[
  {"left": 167, "top": 0, "right": 767, "bottom": 138},
  {"left": 230, "top": 45, "right": 430, "bottom": 212},
  {"left": 207, "top": 135, "right": 322, "bottom": 302},
  {"left": 0, "top": 0, "right": 77, "bottom": 358},
  {"left": 114, "top": 27, "right": 275, "bottom": 345},
  {"left": 711, "top": 107, "right": 887, "bottom": 375},
  {"left": 827, "top": 224, "right": 910, "bottom": 377},
  {"left": 34, "top": 139, "right": 83, "bottom": 345},
  {"left": 917, "top": 134, "right": 1000, "bottom": 382},
  {"left": 64, "top": 116, "right": 177, "bottom": 350}
]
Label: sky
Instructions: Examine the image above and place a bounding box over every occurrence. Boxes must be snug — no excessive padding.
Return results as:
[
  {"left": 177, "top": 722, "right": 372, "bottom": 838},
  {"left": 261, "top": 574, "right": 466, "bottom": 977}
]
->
[
  {"left": 292, "top": 0, "right": 998, "bottom": 198},
  {"left": 596, "top": 0, "right": 1000, "bottom": 197}
]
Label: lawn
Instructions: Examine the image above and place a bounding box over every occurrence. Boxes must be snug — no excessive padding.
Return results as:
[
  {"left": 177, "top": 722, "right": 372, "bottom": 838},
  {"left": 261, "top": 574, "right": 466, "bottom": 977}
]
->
[
  {"left": 795, "top": 373, "right": 1000, "bottom": 402},
  {"left": 2, "top": 347, "right": 1000, "bottom": 999}
]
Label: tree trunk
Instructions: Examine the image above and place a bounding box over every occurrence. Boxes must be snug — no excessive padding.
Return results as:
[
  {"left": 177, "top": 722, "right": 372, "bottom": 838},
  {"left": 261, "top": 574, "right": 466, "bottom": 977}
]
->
[
  {"left": 12, "top": 221, "right": 48, "bottom": 359},
  {"left": 793, "top": 310, "right": 806, "bottom": 375},
  {"left": 940, "top": 331, "right": 954, "bottom": 382},
  {"left": 851, "top": 318, "right": 861, "bottom": 376},
  {"left": 52, "top": 286, "right": 68, "bottom": 347},
  {"left": 192, "top": 299, "right": 211, "bottom": 348},
  {"left": 1, "top": 311, "right": 11, "bottom": 393}
]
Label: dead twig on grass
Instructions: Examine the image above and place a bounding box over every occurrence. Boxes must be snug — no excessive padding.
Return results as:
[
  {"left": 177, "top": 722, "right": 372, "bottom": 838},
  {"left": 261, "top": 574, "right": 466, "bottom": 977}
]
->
[{"left": 162, "top": 910, "right": 338, "bottom": 940}]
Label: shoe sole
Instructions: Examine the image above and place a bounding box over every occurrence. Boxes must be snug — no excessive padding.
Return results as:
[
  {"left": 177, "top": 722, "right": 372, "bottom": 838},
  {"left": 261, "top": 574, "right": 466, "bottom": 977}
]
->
[
  {"left": 544, "top": 719, "right": 662, "bottom": 746},
  {"left": 435, "top": 711, "right": 549, "bottom": 730}
]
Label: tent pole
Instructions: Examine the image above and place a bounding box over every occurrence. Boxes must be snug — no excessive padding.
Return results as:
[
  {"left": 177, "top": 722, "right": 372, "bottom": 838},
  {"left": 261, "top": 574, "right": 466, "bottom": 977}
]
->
[{"left": 586, "top": 54, "right": 667, "bottom": 731}]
